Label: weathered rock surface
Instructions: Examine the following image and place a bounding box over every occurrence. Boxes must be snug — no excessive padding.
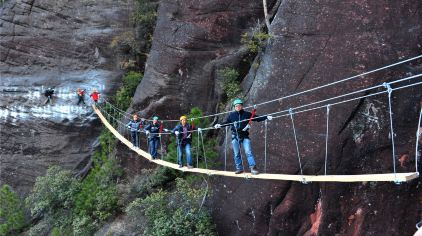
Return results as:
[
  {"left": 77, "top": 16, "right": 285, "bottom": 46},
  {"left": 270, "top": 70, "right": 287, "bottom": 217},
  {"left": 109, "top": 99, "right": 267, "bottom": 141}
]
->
[
  {"left": 130, "top": 0, "right": 422, "bottom": 235},
  {"left": 0, "top": 0, "right": 134, "bottom": 196}
]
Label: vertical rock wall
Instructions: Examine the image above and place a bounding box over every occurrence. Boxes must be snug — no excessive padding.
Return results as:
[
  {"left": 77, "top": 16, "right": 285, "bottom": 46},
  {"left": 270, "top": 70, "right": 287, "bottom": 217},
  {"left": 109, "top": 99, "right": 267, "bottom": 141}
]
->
[{"left": 131, "top": 0, "right": 421, "bottom": 235}]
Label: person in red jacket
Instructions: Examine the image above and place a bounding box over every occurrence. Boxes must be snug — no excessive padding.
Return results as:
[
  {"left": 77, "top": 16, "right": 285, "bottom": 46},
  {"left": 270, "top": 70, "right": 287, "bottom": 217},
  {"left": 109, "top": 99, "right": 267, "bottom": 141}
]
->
[{"left": 90, "top": 89, "right": 100, "bottom": 104}]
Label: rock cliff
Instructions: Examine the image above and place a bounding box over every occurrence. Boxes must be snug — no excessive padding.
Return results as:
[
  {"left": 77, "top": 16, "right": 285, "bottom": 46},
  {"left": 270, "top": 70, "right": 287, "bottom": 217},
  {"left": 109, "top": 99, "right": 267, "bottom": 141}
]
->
[
  {"left": 0, "top": 0, "right": 133, "bottom": 195},
  {"left": 131, "top": 0, "right": 422, "bottom": 235}
]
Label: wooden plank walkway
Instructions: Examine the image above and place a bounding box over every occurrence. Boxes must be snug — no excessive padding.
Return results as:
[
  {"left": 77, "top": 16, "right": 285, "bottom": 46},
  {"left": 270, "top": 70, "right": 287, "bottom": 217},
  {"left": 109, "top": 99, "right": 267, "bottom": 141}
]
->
[{"left": 94, "top": 105, "right": 419, "bottom": 183}]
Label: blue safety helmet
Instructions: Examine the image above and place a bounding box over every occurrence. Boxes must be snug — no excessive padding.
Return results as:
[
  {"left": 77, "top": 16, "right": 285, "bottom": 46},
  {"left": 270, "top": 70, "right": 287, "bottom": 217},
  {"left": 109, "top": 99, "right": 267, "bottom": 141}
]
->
[
  {"left": 232, "top": 98, "right": 243, "bottom": 106},
  {"left": 153, "top": 116, "right": 159, "bottom": 120}
]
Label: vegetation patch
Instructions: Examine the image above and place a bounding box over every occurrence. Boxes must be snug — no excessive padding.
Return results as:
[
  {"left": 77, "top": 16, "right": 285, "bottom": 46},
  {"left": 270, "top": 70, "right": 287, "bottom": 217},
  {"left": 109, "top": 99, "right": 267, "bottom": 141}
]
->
[
  {"left": 0, "top": 185, "right": 25, "bottom": 236},
  {"left": 218, "top": 67, "right": 243, "bottom": 101},
  {"left": 126, "top": 178, "right": 216, "bottom": 236}
]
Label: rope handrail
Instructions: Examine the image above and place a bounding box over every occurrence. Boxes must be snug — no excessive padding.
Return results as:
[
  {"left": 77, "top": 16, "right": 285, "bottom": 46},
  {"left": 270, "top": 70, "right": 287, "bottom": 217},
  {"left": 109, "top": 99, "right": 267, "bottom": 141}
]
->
[
  {"left": 105, "top": 55, "right": 422, "bottom": 122},
  {"left": 192, "top": 55, "right": 422, "bottom": 120},
  {"left": 102, "top": 74, "right": 422, "bottom": 136}
]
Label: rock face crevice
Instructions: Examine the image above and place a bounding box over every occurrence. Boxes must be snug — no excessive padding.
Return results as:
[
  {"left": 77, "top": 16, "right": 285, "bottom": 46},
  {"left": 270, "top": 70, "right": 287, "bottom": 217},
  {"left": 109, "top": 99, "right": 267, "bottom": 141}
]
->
[{"left": 130, "top": 0, "right": 421, "bottom": 235}]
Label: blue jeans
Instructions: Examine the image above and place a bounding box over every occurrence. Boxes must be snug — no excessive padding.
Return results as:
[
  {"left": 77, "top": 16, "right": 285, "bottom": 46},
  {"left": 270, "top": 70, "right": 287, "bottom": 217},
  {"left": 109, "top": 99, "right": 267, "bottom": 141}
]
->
[
  {"left": 232, "top": 137, "right": 256, "bottom": 170},
  {"left": 130, "top": 131, "right": 139, "bottom": 147},
  {"left": 177, "top": 142, "right": 192, "bottom": 166},
  {"left": 149, "top": 138, "right": 159, "bottom": 158}
]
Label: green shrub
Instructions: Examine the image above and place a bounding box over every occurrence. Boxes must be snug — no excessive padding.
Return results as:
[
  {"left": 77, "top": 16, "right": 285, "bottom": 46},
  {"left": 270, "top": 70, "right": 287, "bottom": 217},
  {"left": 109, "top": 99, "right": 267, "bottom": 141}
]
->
[
  {"left": 0, "top": 185, "right": 25, "bottom": 236},
  {"left": 218, "top": 67, "right": 242, "bottom": 101},
  {"left": 115, "top": 71, "right": 143, "bottom": 111},
  {"left": 126, "top": 178, "right": 216, "bottom": 236},
  {"left": 240, "top": 29, "right": 271, "bottom": 54},
  {"left": 74, "top": 154, "right": 121, "bottom": 224},
  {"left": 25, "top": 166, "right": 79, "bottom": 218},
  {"left": 110, "top": 32, "right": 140, "bottom": 55},
  {"left": 132, "top": 0, "right": 158, "bottom": 28}
]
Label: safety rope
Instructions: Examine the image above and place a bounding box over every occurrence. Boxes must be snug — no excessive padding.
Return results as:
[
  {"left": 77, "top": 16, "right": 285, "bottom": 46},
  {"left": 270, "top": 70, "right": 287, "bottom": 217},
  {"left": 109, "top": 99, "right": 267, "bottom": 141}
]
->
[
  {"left": 324, "top": 104, "right": 331, "bottom": 175},
  {"left": 196, "top": 129, "right": 200, "bottom": 168},
  {"left": 270, "top": 78, "right": 422, "bottom": 121},
  {"left": 264, "top": 119, "right": 268, "bottom": 173},
  {"left": 102, "top": 56, "right": 422, "bottom": 122},
  {"left": 289, "top": 108, "right": 305, "bottom": 183},
  {"left": 99, "top": 74, "right": 422, "bottom": 135},
  {"left": 162, "top": 55, "right": 422, "bottom": 121},
  {"left": 415, "top": 108, "right": 422, "bottom": 173},
  {"left": 224, "top": 126, "right": 228, "bottom": 171},
  {"left": 199, "top": 129, "right": 208, "bottom": 169},
  {"left": 383, "top": 83, "right": 398, "bottom": 183}
]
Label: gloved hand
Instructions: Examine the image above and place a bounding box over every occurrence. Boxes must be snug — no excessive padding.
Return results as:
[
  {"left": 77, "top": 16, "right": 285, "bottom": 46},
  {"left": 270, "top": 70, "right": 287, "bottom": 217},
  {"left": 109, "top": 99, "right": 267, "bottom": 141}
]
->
[
  {"left": 175, "top": 131, "right": 180, "bottom": 135},
  {"left": 242, "top": 124, "right": 250, "bottom": 132},
  {"left": 145, "top": 131, "right": 150, "bottom": 135},
  {"left": 127, "top": 126, "right": 130, "bottom": 129},
  {"left": 163, "top": 128, "right": 169, "bottom": 132},
  {"left": 267, "top": 115, "right": 273, "bottom": 121},
  {"left": 214, "top": 124, "right": 221, "bottom": 129},
  {"left": 197, "top": 128, "right": 202, "bottom": 133}
]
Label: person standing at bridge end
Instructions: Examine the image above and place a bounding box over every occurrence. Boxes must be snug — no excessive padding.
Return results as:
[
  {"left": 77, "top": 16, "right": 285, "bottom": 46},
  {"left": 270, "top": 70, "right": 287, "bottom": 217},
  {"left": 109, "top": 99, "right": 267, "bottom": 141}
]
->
[{"left": 214, "top": 98, "right": 272, "bottom": 175}]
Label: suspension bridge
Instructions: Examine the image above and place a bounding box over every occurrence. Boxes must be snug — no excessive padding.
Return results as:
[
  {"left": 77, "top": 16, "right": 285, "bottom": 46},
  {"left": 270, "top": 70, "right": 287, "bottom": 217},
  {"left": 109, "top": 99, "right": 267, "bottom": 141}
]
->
[{"left": 93, "top": 55, "right": 422, "bottom": 183}]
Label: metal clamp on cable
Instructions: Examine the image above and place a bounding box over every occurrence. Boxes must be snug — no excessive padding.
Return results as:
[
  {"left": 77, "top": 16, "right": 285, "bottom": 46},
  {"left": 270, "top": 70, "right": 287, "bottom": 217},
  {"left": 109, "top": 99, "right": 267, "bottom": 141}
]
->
[
  {"left": 288, "top": 108, "right": 294, "bottom": 116},
  {"left": 383, "top": 82, "right": 393, "bottom": 94}
]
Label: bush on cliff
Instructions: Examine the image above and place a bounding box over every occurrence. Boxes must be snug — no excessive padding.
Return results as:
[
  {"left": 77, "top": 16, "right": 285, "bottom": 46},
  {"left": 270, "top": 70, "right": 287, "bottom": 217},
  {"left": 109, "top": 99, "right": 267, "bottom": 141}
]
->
[{"left": 0, "top": 185, "right": 25, "bottom": 236}]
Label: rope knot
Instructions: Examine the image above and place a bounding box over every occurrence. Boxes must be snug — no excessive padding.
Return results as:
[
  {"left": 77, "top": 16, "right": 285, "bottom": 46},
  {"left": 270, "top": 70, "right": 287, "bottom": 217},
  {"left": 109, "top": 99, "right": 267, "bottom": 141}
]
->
[{"left": 383, "top": 82, "right": 392, "bottom": 94}]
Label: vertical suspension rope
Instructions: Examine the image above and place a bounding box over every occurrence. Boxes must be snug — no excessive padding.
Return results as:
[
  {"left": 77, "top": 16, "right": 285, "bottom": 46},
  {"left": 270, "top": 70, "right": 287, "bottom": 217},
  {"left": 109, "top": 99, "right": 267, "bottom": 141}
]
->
[
  {"left": 224, "top": 126, "right": 228, "bottom": 171},
  {"left": 200, "top": 130, "right": 208, "bottom": 169},
  {"left": 415, "top": 108, "right": 422, "bottom": 173},
  {"left": 324, "top": 104, "right": 331, "bottom": 175},
  {"left": 264, "top": 119, "right": 268, "bottom": 173},
  {"left": 289, "top": 108, "right": 304, "bottom": 181},
  {"left": 197, "top": 129, "right": 200, "bottom": 168},
  {"left": 383, "top": 83, "right": 398, "bottom": 183}
]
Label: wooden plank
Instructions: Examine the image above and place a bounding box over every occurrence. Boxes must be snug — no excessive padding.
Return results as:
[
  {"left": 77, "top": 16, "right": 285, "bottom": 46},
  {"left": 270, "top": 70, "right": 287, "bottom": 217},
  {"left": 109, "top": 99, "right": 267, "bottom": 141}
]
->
[{"left": 94, "top": 106, "right": 419, "bottom": 183}]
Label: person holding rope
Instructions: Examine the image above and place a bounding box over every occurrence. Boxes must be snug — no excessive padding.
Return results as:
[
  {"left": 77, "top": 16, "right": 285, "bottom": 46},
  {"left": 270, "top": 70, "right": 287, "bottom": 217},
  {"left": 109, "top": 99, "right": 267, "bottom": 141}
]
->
[
  {"left": 214, "top": 98, "right": 272, "bottom": 175},
  {"left": 76, "top": 88, "right": 86, "bottom": 105},
  {"left": 127, "top": 114, "right": 142, "bottom": 148},
  {"left": 172, "top": 115, "right": 196, "bottom": 168},
  {"left": 144, "top": 116, "right": 164, "bottom": 159}
]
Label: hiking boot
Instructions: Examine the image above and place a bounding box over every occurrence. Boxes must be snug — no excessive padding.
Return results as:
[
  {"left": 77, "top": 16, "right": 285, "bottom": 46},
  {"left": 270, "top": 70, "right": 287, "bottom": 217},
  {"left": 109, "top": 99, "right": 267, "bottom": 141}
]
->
[
  {"left": 178, "top": 164, "right": 183, "bottom": 168},
  {"left": 250, "top": 166, "right": 259, "bottom": 175},
  {"left": 235, "top": 169, "right": 244, "bottom": 174},
  {"left": 187, "top": 165, "right": 193, "bottom": 169}
]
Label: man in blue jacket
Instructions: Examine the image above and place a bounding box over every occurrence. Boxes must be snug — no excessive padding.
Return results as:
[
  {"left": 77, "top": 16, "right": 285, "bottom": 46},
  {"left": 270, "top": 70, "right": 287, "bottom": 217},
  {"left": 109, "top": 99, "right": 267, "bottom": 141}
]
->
[
  {"left": 144, "top": 116, "right": 162, "bottom": 159},
  {"left": 214, "top": 98, "right": 272, "bottom": 175},
  {"left": 172, "top": 115, "right": 195, "bottom": 168},
  {"left": 127, "top": 114, "right": 142, "bottom": 148}
]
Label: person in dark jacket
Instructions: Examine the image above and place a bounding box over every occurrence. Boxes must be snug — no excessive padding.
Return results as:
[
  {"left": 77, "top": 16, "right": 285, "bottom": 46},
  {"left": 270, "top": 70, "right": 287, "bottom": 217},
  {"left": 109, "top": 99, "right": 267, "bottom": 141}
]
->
[
  {"left": 44, "top": 87, "right": 55, "bottom": 104},
  {"left": 214, "top": 98, "right": 272, "bottom": 175},
  {"left": 76, "top": 88, "right": 86, "bottom": 105},
  {"left": 127, "top": 114, "right": 142, "bottom": 148},
  {"left": 144, "top": 116, "right": 163, "bottom": 159},
  {"left": 172, "top": 115, "right": 195, "bottom": 168}
]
